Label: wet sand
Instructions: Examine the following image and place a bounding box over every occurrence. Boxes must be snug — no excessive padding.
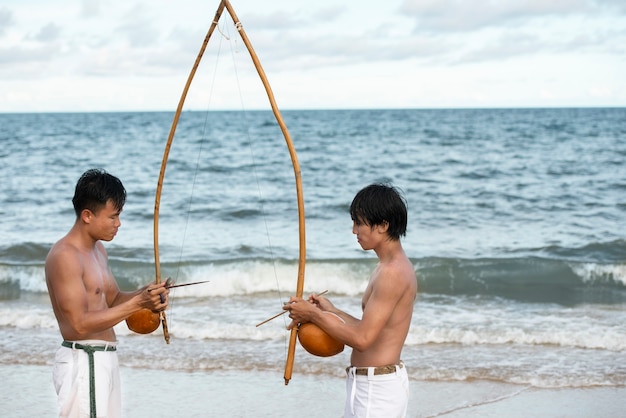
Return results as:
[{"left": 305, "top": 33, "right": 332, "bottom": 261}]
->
[{"left": 2, "top": 364, "right": 624, "bottom": 417}]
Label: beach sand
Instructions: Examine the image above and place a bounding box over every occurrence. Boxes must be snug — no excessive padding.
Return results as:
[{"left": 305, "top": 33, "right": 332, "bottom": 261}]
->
[{"left": 1, "top": 364, "right": 624, "bottom": 417}]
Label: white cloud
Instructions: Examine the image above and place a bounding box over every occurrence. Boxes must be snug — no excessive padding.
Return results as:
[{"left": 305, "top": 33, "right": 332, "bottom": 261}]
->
[
  {"left": 398, "top": 0, "right": 621, "bottom": 32},
  {"left": 0, "top": 6, "right": 13, "bottom": 36},
  {"left": 80, "top": 0, "right": 101, "bottom": 18},
  {"left": 0, "top": 0, "right": 624, "bottom": 111},
  {"left": 32, "top": 22, "right": 62, "bottom": 42}
]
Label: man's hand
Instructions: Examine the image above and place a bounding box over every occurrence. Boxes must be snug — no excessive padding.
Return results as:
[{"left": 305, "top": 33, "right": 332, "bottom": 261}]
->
[
  {"left": 144, "top": 282, "right": 169, "bottom": 312},
  {"left": 308, "top": 292, "right": 335, "bottom": 312},
  {"left": 283, "top": 296, "right": 320, "bottom": 330}
]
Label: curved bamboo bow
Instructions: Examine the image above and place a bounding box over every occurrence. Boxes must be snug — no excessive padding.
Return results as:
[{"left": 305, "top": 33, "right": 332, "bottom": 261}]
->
[{"left": 153, "top": 0, "right": 306, "bottom": 383}]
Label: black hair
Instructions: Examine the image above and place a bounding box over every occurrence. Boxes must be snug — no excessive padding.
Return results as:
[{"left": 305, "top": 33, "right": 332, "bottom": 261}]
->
[
  {"left": 72, "top": 168, "right": 126, "bottom": 217},
  {"left": 349, "top": 183, "right": 407, "bottom": 240}
]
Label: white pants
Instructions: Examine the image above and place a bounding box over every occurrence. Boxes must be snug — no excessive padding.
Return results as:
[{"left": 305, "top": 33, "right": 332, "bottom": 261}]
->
[
  {"left": 344, "top": 364, "right": 409, "bottom": 418},
  {"left": 53, "top": 340, "right": 121, "bottom": 418}
]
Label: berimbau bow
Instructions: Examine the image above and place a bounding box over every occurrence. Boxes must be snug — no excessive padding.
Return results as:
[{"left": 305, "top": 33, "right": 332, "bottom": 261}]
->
[{"left": 153, "top": 0, "right": 306, "bottom": 384}]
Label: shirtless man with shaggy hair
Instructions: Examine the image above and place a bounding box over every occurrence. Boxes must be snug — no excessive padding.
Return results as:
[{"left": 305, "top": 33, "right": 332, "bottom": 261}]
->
[{"left": 285, "top": 183, "right": 417, "bottom": 418}]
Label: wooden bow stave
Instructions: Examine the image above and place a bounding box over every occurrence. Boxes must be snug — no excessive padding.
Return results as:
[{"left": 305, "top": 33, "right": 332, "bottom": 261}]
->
[
  {"left": 155, "top": 0, "right": 306, "bottom": 385},
  {"left": 221, "top": 1, "right": 306, "bottom": 384},
  {"left": 153, "top": 2, "right": 227, "bottom": 344}
]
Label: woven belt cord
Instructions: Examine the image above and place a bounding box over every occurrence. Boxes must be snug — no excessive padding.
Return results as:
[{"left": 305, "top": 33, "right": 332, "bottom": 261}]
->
[{"left": 62, "top": 341, "right": 116, "bottom": 418}]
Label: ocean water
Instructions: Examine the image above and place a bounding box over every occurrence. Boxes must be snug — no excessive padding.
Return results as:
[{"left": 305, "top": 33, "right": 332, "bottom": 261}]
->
[{"left": 0, "top": 108, "right": 625, "bottom": 393}]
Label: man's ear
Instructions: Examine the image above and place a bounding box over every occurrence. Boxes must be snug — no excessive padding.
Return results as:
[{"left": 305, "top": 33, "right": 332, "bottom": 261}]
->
[
  {"left": 377, "top": 221, "right": 389, "bottom": 234},
  {"left": 80, "top": 209, "right": 93, "bottom": 224}
]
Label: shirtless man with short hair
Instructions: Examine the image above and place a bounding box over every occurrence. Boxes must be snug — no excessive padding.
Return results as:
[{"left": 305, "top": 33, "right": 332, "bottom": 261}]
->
[
  {"left": 46, "top": 168, "right": 169, "bottom": 418},
  {"left": 285, "top": 183, "right": 417, "bottom": 418}
]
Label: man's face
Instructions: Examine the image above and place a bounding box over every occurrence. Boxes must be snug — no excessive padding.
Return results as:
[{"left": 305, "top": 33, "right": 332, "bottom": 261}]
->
[
  {"left": 352, "top": 216, "right": 375, "bottom": 250},
  {"left": 87, "top": 200, "right": 122, "bottom": 242}
]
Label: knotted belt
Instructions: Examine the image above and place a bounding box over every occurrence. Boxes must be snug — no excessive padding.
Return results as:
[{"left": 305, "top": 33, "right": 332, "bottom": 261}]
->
[
  {"left": 346, "top": 361, "right": 404, "bottom": 376},
  {"left": 345, "top": 361, "right": 404, "bottom": 415},
  {"left": 62, "top": 340, "right": 117, "bottom": 418}
]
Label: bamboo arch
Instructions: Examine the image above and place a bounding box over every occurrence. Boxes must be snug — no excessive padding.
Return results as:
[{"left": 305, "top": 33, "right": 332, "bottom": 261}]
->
[{"left": 152, "top": 0, "right": 306, "bottom": 385}]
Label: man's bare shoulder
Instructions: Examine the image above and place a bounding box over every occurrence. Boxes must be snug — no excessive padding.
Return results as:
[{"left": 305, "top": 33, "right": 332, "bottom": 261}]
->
[
  {"left": 372, "top": 264, "right": 414, "bottom": 300},
  {"left": 47, "top": 237, "right": 76, "bottom": 260},
  {"left": 45, "top": 237, "right": 84, "bottom": 278},
  {"left": 383, "top": 251, "right": 415, "bottom": 279},
  {"left": 372, "top": 254, "right": 416, "bottom": 305}
]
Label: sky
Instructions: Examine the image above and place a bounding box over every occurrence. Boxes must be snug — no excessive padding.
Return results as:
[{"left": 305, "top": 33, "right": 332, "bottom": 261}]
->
[{"left": 1, "top": 0, "right": 625, "bottom": 112}]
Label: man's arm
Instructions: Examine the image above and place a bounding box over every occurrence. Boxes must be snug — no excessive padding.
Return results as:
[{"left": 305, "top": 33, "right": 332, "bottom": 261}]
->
[
  {"left": 306, "top": 294, "right": 360, "bottom": 326},
  {"left": 46, "top": 246, "right": 167, "bottom": 337},
  {"left": 287, "top": 266, "right": 406, "bottom": 351},
  {"left": 106, "top": 273, "right": 153, "bottom": 308},
  {"left": 99, "top": 242, "right": 169, "bottom": 313}
]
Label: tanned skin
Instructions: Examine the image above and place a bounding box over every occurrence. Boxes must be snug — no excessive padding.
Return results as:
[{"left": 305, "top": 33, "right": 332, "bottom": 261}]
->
[
  {"left": 285, "top": 215, "right": 417, "bottom": 367},
  {"left": 46, "top": 199, "right": 168, "bottom": 342}
]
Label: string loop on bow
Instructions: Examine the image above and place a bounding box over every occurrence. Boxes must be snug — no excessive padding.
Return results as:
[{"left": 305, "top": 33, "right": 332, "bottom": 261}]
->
[{"left": 154, "top": 0, "right": 306, "bottom": 384}]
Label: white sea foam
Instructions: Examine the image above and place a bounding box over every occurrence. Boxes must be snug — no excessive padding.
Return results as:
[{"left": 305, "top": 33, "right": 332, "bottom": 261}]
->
[
  {"left": 2, "top": 109, "right": 625, "bottom": 390},
  {"left": 0, "top": 265, "right": 47, "bottom": 293},
  {"left": 570, "top": 262, "right": 626, "bottom": 286},
  {"left": 163, "top": 260, "right": 370, "bottom": 298}
]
